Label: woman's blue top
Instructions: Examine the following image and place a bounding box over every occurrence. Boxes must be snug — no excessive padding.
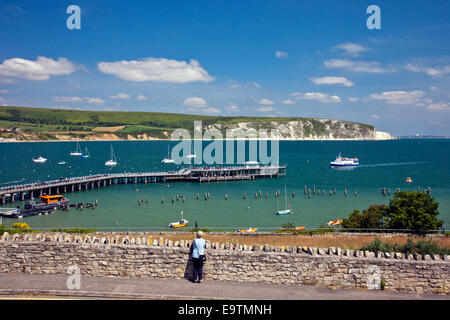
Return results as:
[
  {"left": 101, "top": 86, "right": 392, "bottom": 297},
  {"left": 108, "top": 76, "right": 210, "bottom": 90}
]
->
[{"left": 192, "top": 238, "right": 206, "bottom": 258}]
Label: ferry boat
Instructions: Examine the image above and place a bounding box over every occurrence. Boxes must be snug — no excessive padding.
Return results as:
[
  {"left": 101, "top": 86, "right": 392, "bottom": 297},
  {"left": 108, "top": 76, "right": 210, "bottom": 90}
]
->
[
  {"left": 32, "top": 156, "right": 47, "bottom": 163},
  {"left": 330, "top": 153, "right": 359, "bottom": 168}
]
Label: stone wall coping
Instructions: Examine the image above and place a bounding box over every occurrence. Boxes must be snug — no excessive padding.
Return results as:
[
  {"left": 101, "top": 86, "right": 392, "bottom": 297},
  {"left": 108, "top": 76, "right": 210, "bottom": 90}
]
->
[{"left": 1, "top": 231, "right": 449, "bottom": 262}]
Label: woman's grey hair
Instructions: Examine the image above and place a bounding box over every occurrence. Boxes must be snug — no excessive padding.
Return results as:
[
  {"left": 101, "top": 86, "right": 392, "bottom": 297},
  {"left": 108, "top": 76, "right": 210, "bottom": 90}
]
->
[{"left": 196, "top": 231, "right": 203, "bottom": 238}]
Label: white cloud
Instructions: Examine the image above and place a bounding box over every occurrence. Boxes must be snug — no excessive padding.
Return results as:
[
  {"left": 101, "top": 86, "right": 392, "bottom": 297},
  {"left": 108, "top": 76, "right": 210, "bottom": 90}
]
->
[
  {"left": 183, "top": 97, "right": 207, "bottom": 107},
  {"left": 53, "top": 96, "right": 84, "bottom": 102},
  {"left": 187, "top": 107, "right": 220, "bottom": 114},
  {"left": 0, "top": 96, "right": 7, "bottom": 103},
  {"left": 430, "top": 86, "right": 439, "bottom": 91},
  {"left": 225, "top": 102, "right": 240, "bottom": 112},
  {"left": 334, "top": 43, "right": 368, "bottom": 57},
  {"left": 369, "top": 90, "right": 426, "bottom": 105},
  {"left": 348, "top": 97, "right": 360, "bottom": 102},
  {"left": 428, "top": 102, "right": 450, "bottom": 111},
  {"left": 0, "top": 89, "right": 9, "bottom": 93},
  {"left": 292, "top": 92, "right": 341, "bottom": 103},
  {"left": 257, "top": 98, "right": 275, "bottom": 105},
  {"left": 405, "top": 63, "right": 450, "bottom": 77},
  {"left": 371, "top": 114, "right": 380, "bottom": 119},
  {"left": 137, "top": 94, "right": 148, "bottom": 101},
  {"left": 310, "top": 76, "right": 354, "bottom": 87},
  {"left": 98, "top": 57, "right": 214, "bottom": 83},
  {"left": 275, "top": 51, "right": 288, "bottom": 59},
  {"left": 227, "top": 80, "right": 260, "bottom": 89},
  {"left": 109, "top": 93, "right": 131, "bottom": 99},
  {"left": 282, "top": 99, "right": 296, "bottom": 105},
  {"left": 0, "top": 57, "right": 76, "bottom": 81},
  {"left": 84, "top": 97, "right": 106, "bottom": 104},
  {"left": 324, "top": 59, "right": 395, "bottom": 73},
  {"left": 257, "top": 106, "right": 275, "bottom": 112}
]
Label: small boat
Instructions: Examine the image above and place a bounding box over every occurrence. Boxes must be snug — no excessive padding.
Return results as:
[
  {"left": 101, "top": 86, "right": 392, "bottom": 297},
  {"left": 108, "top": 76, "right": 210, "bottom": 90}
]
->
[
  {"left": 82, "top": 147, "right": 90, "bottom": 159},
  {"left": 58, "top": 161, "right": 67, "bottom": 165},
  {"left": 186, "top": 140, "right": 196, "bottom": 158},
  {"left": 406, "top": 177, "right": 413, "bottom": 183},
  {"left": 162, "top": 145, "right": 175, "bottom": 163},
  {"left": 327, "top": 219, "right": 343, "bottom": 226},
  {"left": 70, "top": 139, "right": 82, "bottom": 156},
  {"left": 330, "top": 153, "right": 359, "bottom": 168},
  {"left": 169, "top": 211, "right": 189, "bottom": 228},
  {"left": 276, "top": 184, "right": 292, "bottom": 215},
  {"left": 237, "top": 227, "right": 258, "bottom": 233},
  {"left": 281, "top": 226, "right": 305, "bottom": 231},
  {"left": 105, "top": 145, "right": 117, "bottom": 166},
  {"left": 32, "top": 156, "right": 47, "bottom": 163}
]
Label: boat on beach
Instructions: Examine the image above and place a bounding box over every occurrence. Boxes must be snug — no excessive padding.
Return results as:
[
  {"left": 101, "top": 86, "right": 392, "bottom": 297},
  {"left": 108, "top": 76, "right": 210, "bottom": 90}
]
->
[
  {"left": 330, "top": 153, "right": 359, "bottom": 168},
  {"left": 237, "top": 227, "right": 258, "bottom": 233},
  {"left": 327, "top": 219, "right": 343, "bottom": 226},
  {"left": 169, "top": 211, "right": 189, "bottom": 228}
]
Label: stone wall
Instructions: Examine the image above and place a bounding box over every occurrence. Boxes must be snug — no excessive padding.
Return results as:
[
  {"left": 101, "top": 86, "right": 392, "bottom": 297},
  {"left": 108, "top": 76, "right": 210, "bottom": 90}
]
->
[{"left": 0, "top": 232, "right": 448, "bottom": 295}]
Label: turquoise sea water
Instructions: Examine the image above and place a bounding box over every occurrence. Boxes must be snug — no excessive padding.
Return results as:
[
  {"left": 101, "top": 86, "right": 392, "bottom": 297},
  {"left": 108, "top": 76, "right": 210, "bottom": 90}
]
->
[{"left": 0, "top": 139, "right": 449, "bottom": 231}]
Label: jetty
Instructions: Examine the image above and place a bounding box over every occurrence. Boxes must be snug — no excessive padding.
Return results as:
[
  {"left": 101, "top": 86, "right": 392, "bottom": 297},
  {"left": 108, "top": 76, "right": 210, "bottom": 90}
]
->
[{"left": 0, "top": 165, "right": 286, "bottom": 204}]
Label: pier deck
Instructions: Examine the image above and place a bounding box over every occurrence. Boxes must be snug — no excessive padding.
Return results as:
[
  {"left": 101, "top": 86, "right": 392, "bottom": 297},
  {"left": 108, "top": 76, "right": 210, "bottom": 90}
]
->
[{"left": 0, "top": 165, "right": 286, "bottom": 204}]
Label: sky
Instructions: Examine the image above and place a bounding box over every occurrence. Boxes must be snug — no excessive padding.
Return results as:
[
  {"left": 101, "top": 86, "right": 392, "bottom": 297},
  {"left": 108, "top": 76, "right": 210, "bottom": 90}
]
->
[{"left": 0, "top": 0, "right": 449, "bottom": 136}]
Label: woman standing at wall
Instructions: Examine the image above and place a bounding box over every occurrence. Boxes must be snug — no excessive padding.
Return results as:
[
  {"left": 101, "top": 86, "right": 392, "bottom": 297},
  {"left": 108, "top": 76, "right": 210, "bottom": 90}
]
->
[{"left": 192, "top": 231, "right": 206, "bottom": 283}]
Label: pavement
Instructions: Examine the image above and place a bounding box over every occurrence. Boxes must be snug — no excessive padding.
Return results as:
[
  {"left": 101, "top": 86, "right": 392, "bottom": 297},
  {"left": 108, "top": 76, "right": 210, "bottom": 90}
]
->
[{"left": 0, "top": 273, "right": 448, "bottom": 300}]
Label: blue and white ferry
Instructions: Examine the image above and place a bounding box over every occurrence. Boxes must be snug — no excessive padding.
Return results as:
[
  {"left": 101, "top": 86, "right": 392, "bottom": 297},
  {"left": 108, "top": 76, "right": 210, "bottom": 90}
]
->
[{"left": 330, "top": 153, "right": 359, "bottom": 168}]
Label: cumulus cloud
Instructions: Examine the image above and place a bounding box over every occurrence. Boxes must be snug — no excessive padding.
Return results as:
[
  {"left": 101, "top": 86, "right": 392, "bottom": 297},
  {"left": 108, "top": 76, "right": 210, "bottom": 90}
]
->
[
  {"left": 84, "top": 97, "right": 106, "bottom": 104},
  {"left": 137, "top": 94, "right": 148, "bottom": 101},
  {"left": 256, "top": 98, "right": 275, "bottom": 105},
  {"left": 228, "top": 80, "right": 260, "bottom": 89},
  {"left": 348, "top": 97, "right": 360, "bottom": 102},
  {"left": 291, "top": 92, "right": 341, "bottom": 103},
  {"left": 109, "top": 93, "right": 131, "bottom": 99},
  {"left": 225, "top": 102, "right": 240, "bottom": 113},
  {"left": 405, "top": 63, "right": 450, "bottom": 77},
  {"left": 369, "top": 90, "right": 427, "bottom": 105},
  {"left": 98, "top": 57, "right": 214, "bottom": 83},
  {"left": 334, "top": 43, "right": 368, "bottom": 57},
  {"left": 183, "top": 97, "right": 207, "bottom": 107},
  {"left": 275, "top": 50, "right": 288, "bottom": 59},
  {"left": 282, "top": 99, "right": 296, "bottom": 105},
  {"left": 324, "top": 59, "right": 395, "bottom": 73},
  {"left": 310, "top": 76, "right": 354, "bottom": 87},
  {"left": 0, "top": 57, "right": 76, "bottom": 81}
]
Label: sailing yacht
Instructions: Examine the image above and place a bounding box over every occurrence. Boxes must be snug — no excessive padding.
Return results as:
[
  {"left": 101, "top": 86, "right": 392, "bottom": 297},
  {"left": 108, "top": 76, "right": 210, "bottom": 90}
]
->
[
  {"left": 161, "top": 145, "right": 175, "bottom": 163},
  {"left": 70, "top": 139, "right": 82, "bottom": 156},
  {"left": 105, "top": 145, "right": 117, "bottom": 166},
  {"left": 276, "top": 184, "right": 292, "bottom": 215},
  {"left": 82, "top": 147, "right": 90, "bottom": 159}
]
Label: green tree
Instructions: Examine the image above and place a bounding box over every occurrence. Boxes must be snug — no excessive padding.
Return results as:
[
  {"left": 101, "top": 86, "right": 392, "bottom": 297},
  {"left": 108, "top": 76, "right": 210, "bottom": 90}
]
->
[
  {"left": 385, "top": 191, "right": 443, "bottom": 233},
  {"left": 341, "top": 204, "right": 387, "bottom": 231}
]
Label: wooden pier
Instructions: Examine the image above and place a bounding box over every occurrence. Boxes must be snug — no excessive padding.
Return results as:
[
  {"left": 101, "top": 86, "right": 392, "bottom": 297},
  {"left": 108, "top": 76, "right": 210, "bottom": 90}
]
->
[{"left": 0, "top": 165, "right": 286, "bottom": 204}]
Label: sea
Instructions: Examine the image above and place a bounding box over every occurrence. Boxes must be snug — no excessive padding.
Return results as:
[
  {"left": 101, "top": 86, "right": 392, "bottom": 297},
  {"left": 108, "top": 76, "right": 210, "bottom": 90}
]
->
[{"left": 0, "top": 139, "right": 449, "bottom": 231}]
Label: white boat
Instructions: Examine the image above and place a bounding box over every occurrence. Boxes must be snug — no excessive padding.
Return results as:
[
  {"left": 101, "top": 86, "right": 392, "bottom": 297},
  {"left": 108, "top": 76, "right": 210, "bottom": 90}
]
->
[
  {"left": 162, "top": 145, "right": 175, "bottom": 163},
  {"left": 168, "top": 211, "right": 189, "bottom": 228},
  {"left": 276, "top": 183, "right": 292, "bottom": 215},
  {"left": 105, "top": 145, "right": 117, "bottom": 166},
  {"left": 57, "top": 161, "right": 67, "bottom": 165},
  {"left": 186, "top": 140, "right": 196, "bottom": 158},
  {"left": 330, "top": 153, "right": 359, "bottom": 168},
  {"left": 70, "top": 139, "right": 82, "bottom": 156},
  {"left": 82, "top": 147, "right": 90, "bottom": 159},
  {"left": 32, "top": 156, "right": 47, "bottom": 163}
]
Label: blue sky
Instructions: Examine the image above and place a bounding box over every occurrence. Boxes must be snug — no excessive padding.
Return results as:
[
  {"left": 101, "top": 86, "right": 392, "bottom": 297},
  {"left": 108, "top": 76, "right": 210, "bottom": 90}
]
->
[{"left": 0, "top": 0, "right": 449, "bottom": 135}]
